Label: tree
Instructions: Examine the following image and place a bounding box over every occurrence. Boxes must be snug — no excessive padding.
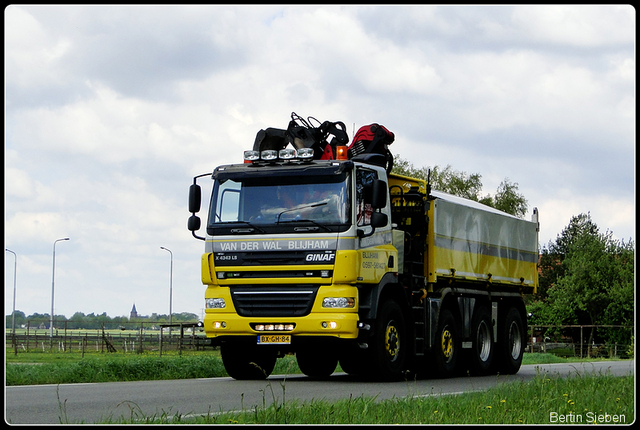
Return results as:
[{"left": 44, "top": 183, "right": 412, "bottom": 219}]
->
[
  {"left": 5, "top": 310, "right": 26, "bottom": 328},
  {"left": 535, "top": 213, "right": 600, "bottom": 301},
  {"left": 483, "top": 179, "right": 528, "bottom": 218},
  {"left": 391, "top": 156, "right": 528, "bottom": 217},
  {"left": 530, "top": 213, "right": 634, "bottom": 348},
  {"left": 431, "top": 165, "right": 484, "bottom": 201},
  {"left": 68, "top": 312, "right": 86, "bottom": 329}
]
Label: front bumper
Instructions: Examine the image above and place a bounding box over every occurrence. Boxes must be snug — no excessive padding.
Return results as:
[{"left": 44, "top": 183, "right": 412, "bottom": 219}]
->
[{"left": 204, "top": 310, "right": 360, "bottom": 339}]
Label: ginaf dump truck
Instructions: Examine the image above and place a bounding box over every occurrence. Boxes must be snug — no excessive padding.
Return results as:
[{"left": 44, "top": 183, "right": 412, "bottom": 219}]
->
[{"left": 188, "top": 113, "right": 539, "bottom": 381}]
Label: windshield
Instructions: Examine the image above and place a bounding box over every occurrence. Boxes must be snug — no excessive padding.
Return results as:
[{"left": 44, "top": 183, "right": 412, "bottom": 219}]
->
[{"left": 208, "top": 174, "right": 350, "bottom": 233}]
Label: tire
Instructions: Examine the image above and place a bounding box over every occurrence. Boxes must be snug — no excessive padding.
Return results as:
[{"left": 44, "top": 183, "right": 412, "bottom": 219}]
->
[
  {"left": 296, "top": 348, "right": 338, "bottom": 378},
  {"left": 433, "top": 308, "right": 460, "bottom": 378},
  {"left": 339, "top": 344, "right": 371, "bottom": 376},
  {"left": 469, "top": 306, "right": 494, "bottom": 375},
  {"left": 493, "top": 307, "right": 524, "bottom": 375},
  {"left": 370, "top": 300, "right": 407, "bottom": 380},
  {"left": 221, "top": 342, "right": 277, "bottom": 380}
]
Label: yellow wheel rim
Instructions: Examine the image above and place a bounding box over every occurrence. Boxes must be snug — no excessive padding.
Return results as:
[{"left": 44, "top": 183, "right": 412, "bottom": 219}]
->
[
  {"left": 385, "top": 323, "right": 400, "bottom": 362},
  {"left": 442, "top": 328, "right": 453, "bottom": 361}
]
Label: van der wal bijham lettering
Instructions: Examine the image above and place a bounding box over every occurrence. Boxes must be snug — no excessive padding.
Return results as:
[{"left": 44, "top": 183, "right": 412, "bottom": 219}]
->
[{"left": 218, "top": 240, "right": 330, "bottom": 251}]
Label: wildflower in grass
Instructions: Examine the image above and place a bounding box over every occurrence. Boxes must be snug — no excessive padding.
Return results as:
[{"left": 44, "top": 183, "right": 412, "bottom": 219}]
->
[
  {"left": 563, "top": 394, "right": 568, "bottom": 397},
  {"left": 486, "top": 406, "right": 492, "bottom": 409},
  {"left": 500, "top": 400, "right": 506, "bottom": 404}
]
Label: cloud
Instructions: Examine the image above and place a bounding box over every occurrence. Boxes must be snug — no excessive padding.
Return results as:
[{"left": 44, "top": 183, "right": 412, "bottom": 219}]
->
[
  {"left": 511, "top": 5, "right": 634, "bottom": 47},
  {"left": 537, "top": 193, "right": 636, "bottom": 246}
]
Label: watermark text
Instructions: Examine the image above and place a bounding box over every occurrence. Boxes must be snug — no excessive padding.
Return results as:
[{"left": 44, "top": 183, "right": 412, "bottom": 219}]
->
[{"left": 550, "top": 412, "right": 626, "bottom": 424}]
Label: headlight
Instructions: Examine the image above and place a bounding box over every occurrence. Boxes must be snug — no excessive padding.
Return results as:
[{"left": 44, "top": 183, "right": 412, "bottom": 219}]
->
[
  {"left": 278, "top": 148, "right": 296, "bottom": 159},
  {"left": 322, "top": 297, "right": 355, "bottom": 308},
  {"left": 261, "top": 150, "right": 278, "bottom": 161},
  {"left": 243, "top": 150, "right": 260, "bottom": 161},
  {"left": 206, "top": 298, "right": 226, "bottom": 309},
  {"left": 253, "top": 323, "right": 295, "bottom": 331},
  {"left": 297, "top": 148, "right": 314, "bottom": 160}
]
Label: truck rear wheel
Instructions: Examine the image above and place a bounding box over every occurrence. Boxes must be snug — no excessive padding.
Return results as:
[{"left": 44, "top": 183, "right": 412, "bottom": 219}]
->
[
  {"left": 469, "top": 306, "right": 494, "bottom": 375},
  {"left": 370, "top": 300, "right": 406, "bottom": 380},
  {"left": 296, "top": 348, "right": 338, "bottom": 378},
  {"left": 493, "top": 307, "right": 524, "bottom": 374},
  {"left": 433, "top": 308, "right": 460, "bottom": 378},
  {"left": 221, "top": 342, "right": 277, "bottom": 380}
]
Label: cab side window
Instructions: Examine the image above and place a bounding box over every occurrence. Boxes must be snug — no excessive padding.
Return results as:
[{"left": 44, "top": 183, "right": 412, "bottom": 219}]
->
[{"left": 356, "top": 168, "right": 377, "bottom": 226}]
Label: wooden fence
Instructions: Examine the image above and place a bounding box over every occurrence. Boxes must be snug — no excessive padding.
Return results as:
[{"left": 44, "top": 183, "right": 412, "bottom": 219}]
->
[
  {"left": 6, "top": 322, "right": 633, "bottom": 359},
  {"left": 5, "top": 321, "right": 214, "bottom": 356},
  {"left": 527, "top": 324, "right": 634, "bottom": 359}
]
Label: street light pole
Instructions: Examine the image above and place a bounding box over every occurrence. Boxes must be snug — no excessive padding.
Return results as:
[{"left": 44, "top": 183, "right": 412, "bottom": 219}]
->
[
  {"left": 5, "top": 249, "right": 17, "bottom": 336},
  {"left": 51, "top": 238, "right": 70, "bottom": 338},
  {"left": 160, "top": 247, "right": 173, "bottom": 337}
]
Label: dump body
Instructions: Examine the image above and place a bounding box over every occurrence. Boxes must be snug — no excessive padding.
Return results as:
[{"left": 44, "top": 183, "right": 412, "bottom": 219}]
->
[{"left": 428, "top": 190, "right": 538, "bottom": 291}]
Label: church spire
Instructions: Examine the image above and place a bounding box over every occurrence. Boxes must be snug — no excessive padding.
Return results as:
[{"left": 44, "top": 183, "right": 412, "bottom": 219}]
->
[{"left": 130, "top": 303, "right": 138, "bottom": 319}]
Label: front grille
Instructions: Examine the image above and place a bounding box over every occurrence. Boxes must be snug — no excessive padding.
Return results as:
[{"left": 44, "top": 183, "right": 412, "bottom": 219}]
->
[
  {"left": 242, "top": 251, "right": 309, "bottom": 265},
  {"left": 231, "top": 285, "right": 319, "bottom": 317}
]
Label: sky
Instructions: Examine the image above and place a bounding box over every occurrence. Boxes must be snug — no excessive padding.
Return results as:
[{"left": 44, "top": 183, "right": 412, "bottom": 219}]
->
[{"left": 4, "top": 5, "right": 635, "bottom": 321}]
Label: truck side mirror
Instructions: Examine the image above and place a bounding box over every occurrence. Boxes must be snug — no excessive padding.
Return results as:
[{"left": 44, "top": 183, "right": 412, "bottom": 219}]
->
[
  {"left": 371, "top": 211, "right": 387, "bottom": 228},
  {"left": 358, "top": 179, "right": 389, "bottom": 238},
  {"left": 188, "top": 215, "right": 201, "bottom": 232},
  {"left": 188, "top": 173, "right": 212, "bottom": 241},
  {"left": 189, "top": 184, "right": 202, "bottom": 213},
  {"left": 357, "top": 211, "right": 388, "bottom": 239},
  {"left": 188, "top": 181, "right": 205, "bottom": 240},
  {"left": 371, "top": 179, "right": 387, "bottom": 209}
]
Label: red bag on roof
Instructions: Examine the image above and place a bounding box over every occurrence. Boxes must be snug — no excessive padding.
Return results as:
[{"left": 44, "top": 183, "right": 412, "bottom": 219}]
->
[{"left": 347, "top": 124, "right": 395, "bottom": 159}]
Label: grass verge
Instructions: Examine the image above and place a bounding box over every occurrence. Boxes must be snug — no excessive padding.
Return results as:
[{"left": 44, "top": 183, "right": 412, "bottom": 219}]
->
[
  {"left": 99, "top": 373, "right": 633, "bottom": 424},
  {"left": 5, "top": 350, "right": 301, "bottom": 385},
  {"left": 6, "top": 349, "right": 626, "bottom": 386},
  {"left": 5, "top": 350, "right": 629, "bottom": 386}
]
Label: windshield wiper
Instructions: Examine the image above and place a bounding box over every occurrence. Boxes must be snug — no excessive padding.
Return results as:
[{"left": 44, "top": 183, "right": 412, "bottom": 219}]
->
[
  {"left": 276, "top": 218, "right": 332, "bottom": 232},
  {"left": 276, "top": 202, "right": 327, "bottom": 223},
  {"left": 228, "top": 221, "right": 265, "bottom": 234},
  {"left": 275, "top": 203, "right": 332, "bottom": 232}
]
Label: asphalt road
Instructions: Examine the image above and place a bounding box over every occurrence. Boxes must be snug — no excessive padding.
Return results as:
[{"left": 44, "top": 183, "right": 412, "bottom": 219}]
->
[{"left": 5, "top": 360, "right": 634, "bottom": 424}]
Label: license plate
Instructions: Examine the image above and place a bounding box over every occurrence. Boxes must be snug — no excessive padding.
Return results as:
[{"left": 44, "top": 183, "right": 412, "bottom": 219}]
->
[{"left": 257, "top": 334, "right": 291, "bottom": 345}]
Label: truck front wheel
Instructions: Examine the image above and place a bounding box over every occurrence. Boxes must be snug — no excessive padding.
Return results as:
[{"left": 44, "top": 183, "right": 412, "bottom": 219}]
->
[
  {"left": 370, "top": 300, "right": 406, "bottom": 380},
  {"left": 339, "top": 344, "right": 371, "bottom": 376},
  {"left": 221, "top": 342, "right": 277, "bottom": 380},
  {"left": 296, "top": 348, "right": 338, "bottom": 379}
]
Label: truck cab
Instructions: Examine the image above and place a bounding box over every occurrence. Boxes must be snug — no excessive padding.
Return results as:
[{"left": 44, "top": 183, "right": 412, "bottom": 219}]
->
[{"left": 190, "top": 152, "right": 405, "bottom": 379}]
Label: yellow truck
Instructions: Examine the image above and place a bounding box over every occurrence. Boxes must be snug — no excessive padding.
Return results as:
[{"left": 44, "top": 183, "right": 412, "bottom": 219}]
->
[{"left": 188, "top": 116, "right": 538, "bottom": 380}]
